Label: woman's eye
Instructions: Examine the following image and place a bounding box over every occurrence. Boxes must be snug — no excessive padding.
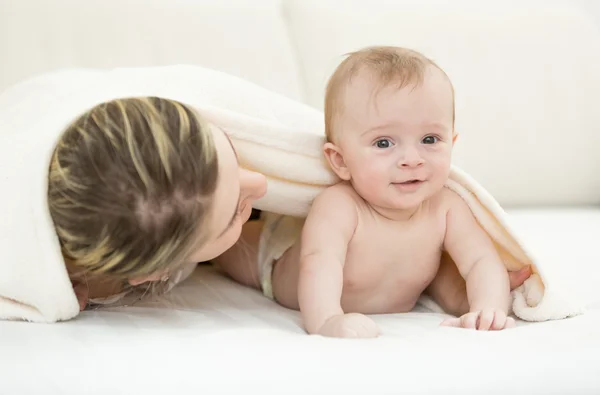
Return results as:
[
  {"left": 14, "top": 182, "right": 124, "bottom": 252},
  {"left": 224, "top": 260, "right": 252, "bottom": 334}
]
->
[
  {"left": 374, "top": 139, "right": 393, "bottom": 149},
  {"left": 422, "top": 136, "right": 438, "bottom": 145}
]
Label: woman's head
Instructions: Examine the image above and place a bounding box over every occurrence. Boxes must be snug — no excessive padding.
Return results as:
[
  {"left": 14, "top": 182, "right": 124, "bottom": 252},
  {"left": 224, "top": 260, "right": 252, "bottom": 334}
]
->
[{"left": 48, "top": 97, "right": 266, "bottom": 284}]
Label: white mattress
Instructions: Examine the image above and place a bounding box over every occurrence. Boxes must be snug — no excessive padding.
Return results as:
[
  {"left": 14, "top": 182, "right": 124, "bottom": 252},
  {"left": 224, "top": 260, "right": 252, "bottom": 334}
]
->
[{"left": 1, "top": 208, "right": 600, "bottom": 395}]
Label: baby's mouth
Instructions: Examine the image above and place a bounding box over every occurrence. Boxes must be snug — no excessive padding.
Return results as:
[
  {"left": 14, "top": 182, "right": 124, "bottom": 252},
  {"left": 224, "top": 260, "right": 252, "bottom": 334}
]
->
[
  {"left": 392, "top": 179, "right": 425, "bottom": 191},
  {"left": 396, "top": 179, "right": 423, "bottom": 185}
]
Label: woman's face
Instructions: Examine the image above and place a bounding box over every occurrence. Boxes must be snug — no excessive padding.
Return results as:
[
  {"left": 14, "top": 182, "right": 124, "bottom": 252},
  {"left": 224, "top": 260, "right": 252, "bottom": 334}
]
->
[
  {"left": 186, "top": 125, "right": 267, "bottom": 263},
  {"left": 129, "top": 124, "right": 266, "bottom": 285},
  {"left": 129, "top": 124, "right": 266, "bottom": 286}
]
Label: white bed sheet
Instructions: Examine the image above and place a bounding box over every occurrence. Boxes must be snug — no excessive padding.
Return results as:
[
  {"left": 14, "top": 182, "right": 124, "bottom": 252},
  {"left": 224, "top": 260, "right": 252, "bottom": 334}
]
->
[{"left": 1, "top": 208, "right": 600, "bottom": 395}]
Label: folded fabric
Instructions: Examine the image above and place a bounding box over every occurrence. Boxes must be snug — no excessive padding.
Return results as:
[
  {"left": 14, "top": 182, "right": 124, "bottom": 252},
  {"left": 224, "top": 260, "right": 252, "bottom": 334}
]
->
[{"left": 0, "top": 65, "right": 584, "bottom": 323}]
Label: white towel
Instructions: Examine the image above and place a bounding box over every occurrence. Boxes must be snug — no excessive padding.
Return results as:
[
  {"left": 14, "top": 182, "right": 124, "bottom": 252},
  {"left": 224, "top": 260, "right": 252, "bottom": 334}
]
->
[{"left": 0, "top": 65, "right": 584, "bottom": 322}]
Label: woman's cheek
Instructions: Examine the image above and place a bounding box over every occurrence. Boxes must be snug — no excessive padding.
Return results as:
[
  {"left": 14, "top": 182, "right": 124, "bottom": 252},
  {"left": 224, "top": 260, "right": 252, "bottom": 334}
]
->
[{"left": 222, "top": 223, "right": 244, "bottom": 253}]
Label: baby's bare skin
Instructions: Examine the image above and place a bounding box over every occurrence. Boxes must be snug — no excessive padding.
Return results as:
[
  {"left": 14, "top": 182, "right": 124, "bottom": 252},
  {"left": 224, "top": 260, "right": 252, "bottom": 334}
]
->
[
  {"left": 214, "top": 48, "right": 529, "bottom": 338},
  {"left": 281, "top": 49, "right": 515, "bottom": 337},
  {"left": 274, "top": 180, "right": 513, "bottom": 338},
  {"left": 273, "top": 183, "right": 446, "bottom": 316}
]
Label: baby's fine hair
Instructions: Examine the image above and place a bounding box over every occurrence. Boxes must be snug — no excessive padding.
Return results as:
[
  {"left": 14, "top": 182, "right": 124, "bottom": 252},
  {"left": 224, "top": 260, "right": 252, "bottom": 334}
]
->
[
  {"left": 48, "top": 97, "right": 219, "bottom": 279},
  {"left": 324, "top": 45, "right": 454, "bottom": 142}
]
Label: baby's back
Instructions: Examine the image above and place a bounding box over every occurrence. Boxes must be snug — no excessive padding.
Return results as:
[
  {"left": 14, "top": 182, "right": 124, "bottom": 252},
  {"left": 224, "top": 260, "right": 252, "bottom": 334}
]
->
[{"left": 340, "top": 185, "right": 448, "bottom": 314}]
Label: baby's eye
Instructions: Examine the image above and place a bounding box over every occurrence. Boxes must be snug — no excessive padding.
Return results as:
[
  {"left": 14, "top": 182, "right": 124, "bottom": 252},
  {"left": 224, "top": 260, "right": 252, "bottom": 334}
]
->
[
  {"left": 374, "top": 139, "right": 393, "bottom": 149},
  {"left": 422, "top": 136, "right": 439, "bottom": 145}
]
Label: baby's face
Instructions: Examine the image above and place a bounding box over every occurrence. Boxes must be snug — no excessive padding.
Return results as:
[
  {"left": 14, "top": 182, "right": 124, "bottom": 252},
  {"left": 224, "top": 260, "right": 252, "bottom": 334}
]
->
[{"left": 336, "top": 67, "right": 455, "bottom": 211}]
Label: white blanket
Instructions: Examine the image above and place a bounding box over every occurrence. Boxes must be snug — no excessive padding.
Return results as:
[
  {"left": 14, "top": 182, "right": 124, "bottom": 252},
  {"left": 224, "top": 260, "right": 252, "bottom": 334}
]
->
[{"left": 0, "top": 65, "right": 584, "bottom": 323}]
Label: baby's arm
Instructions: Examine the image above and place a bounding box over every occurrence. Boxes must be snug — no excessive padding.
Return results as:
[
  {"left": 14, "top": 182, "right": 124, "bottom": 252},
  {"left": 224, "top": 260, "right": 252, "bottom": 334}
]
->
[
  {"left": 442, "top": 190, "right": 513, "bottom": 330},
  {"left": 298, "top": 186, "right": 379, "bottom": 338}
]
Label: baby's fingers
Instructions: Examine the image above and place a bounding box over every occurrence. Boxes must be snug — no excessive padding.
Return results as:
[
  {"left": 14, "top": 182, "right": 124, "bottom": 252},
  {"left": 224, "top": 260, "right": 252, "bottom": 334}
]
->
[
  {"left": 440, "top": 312, "right": 479, "bottom": 329},
  {"left": 366, "top": 318, "right": 381, "bottom": 336},
  {"left": 461, "top": 312, "right": 479, "bottom": 329},
  {"left": 354, "top": 318, "right": 375, "bottom": 337},
  {"left": 345, "top": 313, "right": 380, "bottom": 338},
  {"left": 477, "top": 309, "right": 495, "bottom": 330},
  {"left": 489, "top": 310, "right": 506, "bottom": 330},
  {"left": 440, "top": 317, "right": 461, "bottom": 327},
  {"left": 489, "top": 311, "right": 518, "bottom": 330},
  {"left": 504, "top": 316, "right": 517, "bottom": 329}
]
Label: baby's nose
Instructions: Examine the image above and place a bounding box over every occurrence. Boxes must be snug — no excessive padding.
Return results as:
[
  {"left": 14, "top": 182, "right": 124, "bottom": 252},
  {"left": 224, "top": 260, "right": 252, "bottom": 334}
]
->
[{"left": 398, "top": 147, "right": 424, "bottom": 168}]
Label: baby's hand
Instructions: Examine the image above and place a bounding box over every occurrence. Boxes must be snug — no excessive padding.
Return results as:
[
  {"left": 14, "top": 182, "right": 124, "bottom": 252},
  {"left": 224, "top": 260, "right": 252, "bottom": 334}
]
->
[
  {"left": 440, "top": 309, "right": 516, "bottom": 330},
  {"left": 317, "top": 313, "right": 380, "bottom": 338}
]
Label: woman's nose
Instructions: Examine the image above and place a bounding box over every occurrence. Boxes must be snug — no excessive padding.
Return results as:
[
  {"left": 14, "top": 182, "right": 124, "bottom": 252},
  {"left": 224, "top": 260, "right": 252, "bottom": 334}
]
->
[{"left": 240, "top": 168, "right": 267, "bottom": 200}]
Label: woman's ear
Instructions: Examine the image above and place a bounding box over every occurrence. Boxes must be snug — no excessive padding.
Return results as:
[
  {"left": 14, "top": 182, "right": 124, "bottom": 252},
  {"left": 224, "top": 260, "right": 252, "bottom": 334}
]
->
[{"left": 323, "top": 142, "right": 351, "bottom": 180}]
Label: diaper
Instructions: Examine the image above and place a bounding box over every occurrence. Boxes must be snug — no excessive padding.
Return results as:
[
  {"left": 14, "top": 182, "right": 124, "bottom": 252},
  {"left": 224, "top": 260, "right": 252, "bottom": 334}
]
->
[{"left": 257, "top": 212, "right": 305, "bottom": 299}]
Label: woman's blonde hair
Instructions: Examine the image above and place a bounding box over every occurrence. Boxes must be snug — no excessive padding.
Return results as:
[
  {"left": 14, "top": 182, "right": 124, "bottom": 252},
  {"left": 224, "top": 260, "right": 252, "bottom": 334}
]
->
[{"left": 48, "top": 97, "right": 219, "bottom": 280}]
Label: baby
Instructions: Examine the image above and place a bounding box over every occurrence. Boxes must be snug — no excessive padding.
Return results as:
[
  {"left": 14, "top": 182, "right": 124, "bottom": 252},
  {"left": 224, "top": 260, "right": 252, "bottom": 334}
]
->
[{"left": 268, "top": 46, "right": 516, "bottom": 338}]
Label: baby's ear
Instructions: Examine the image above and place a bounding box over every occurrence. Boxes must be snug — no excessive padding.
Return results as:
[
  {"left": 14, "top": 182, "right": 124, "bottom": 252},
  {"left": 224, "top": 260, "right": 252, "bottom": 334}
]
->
[
  {"left": 452, "top": 131, "right": 459, "bottom": 145},
  {"left": 323, "top": 142, "right": 351, "bottom": 180}
]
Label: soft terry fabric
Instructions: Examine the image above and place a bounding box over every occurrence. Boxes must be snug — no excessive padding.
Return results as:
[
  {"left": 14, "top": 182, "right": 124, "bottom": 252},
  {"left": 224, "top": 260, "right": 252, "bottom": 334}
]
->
[{"left": 0, "top": 65, "right": 583, "bottom": 322}]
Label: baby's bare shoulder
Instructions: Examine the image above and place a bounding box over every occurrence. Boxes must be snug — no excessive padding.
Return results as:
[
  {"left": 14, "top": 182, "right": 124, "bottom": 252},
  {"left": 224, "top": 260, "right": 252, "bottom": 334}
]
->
[
  {"left": 311, "top": 182, "right": 362, "bottom": 211},
  {"left": 305, "top": 182, "right": 362, "bottom": 232},
  {"left": 437, "top": 187, "right": 470, "bottom": 212},
  {"left": 435, "top": 186, "right": 479, "bottom": 229},
  {"left": 302, "top": 182, "right": 360, "bottom": 250}
]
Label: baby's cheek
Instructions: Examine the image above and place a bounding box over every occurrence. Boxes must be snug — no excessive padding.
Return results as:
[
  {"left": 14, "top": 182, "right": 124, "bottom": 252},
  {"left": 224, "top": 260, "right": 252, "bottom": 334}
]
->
[
  {"left": 366, "top": 162, "right": 389, "bottom": 183},
  {"left": 354, "top": 165, "right": 389, "bottom": 195},
  {"left": 431, "top": 157, "right": 452, "bottom": 178}
]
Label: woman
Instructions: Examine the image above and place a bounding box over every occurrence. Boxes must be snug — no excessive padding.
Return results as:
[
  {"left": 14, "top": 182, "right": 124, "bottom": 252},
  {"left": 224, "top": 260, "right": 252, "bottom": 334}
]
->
[
  {"left": 49, "top": 96, "right": 530, "bottom": 314},
  {"left": 49, "top": 96, "right": 266, "bottom": 308}
]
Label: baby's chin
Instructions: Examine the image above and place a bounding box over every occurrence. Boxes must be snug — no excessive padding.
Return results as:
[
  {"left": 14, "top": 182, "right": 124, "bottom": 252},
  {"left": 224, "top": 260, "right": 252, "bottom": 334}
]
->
[
  {"left": 384, "top": 200, "right": 425, "bottom": 212},
  {"left": 365, "top": 195, "right": 422, "bottom": 212},
  {"left": 377, "top": 190, "right": 435, "bottom": 212}
]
